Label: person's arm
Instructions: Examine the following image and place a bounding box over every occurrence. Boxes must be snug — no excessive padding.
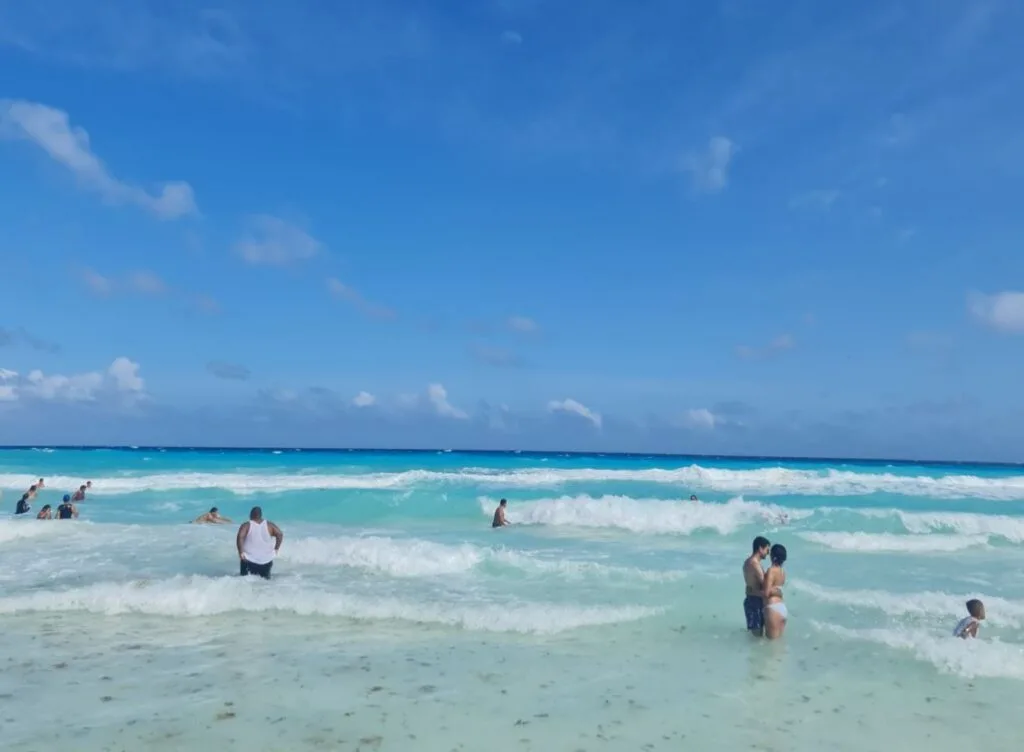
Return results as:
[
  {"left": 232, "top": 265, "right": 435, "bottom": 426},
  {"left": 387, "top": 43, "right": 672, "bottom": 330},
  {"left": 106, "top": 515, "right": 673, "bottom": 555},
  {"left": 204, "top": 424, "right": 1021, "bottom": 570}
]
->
[
  {"left": 236, "top": 522, "right": 249, "bottom": 559},
  {"left": 218, "top": 516, "right": 233, "bottom": 524},
  {"left": 966, "top": 621, "right": 979, "bottom": 638},
  {"left": 72, "top": 504, "right": 79, "bottom": 519},
  {"left": 269, "top": 522, "right": 284, "bottom": 552},
  {"left": 762, "top": 569, "right": 776, "bottom": 601}
]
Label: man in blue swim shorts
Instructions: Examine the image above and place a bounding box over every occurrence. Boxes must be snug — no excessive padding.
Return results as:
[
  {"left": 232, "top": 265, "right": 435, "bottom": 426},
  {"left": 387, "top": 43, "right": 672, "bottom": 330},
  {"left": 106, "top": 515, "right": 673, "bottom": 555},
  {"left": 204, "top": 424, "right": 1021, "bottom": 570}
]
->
[{"left": 743, "top": 536, "right": 771, "bottom": 636}]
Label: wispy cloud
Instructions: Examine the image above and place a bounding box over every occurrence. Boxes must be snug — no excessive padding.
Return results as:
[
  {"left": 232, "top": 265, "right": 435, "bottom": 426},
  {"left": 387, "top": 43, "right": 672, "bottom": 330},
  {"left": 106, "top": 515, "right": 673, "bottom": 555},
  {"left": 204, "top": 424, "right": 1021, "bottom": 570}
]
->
[
  {"left": 0, "top": 327, "right": 60, "bottom": 353},
  {"left": 352, "top": 390, "right": 376, "bottom": 407},
  {"left": 501, "top": 30, "right": 523, "bottom": 45},
  {"left": 427, "top": 383, "right": 468, "bottom": 419},
  {"left": 127, "top": 270, "right": 167, "bottom": 296},
  {"left": 206, "top": 361, "right": 251, "bottom": 381},
  {"left": 469, "top": 343, "right": 522, "bottom": 368},
  {"left": 968, "top": 290, "right": 1024, "bottom": 333},
  {"left": 0, "top": 99, "right": 197, "bottom": 219},
  {"left": 736, "top": 333, "right": 796, "bottom": 360},
  {"left": 681, "top": 407, "right": 719, "bottom": 430},
  {"left": 681, "top": 136, "right": 735, "bottom": 194},
  {"left": 235, "top": 215, "right": 322, "bottom": 266},
  {"left": 326, "top": 278, "right": 397, "bottom": 321},
  {"left": 81, "top": 268, "right": 115, "bottom": 296},
  {"left": 507, "top": 315, "right": 539, "bottom": 334},
  {"left": 547, "top": 397, "right": 602, "bottom": 428}
]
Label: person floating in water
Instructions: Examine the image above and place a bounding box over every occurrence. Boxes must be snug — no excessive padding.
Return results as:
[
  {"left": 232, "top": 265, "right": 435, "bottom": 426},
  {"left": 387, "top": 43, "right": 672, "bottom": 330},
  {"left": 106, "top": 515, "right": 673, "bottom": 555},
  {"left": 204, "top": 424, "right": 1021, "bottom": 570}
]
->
[
  {"left": 37, "top": 504, "right": 53, "bottom": 520},
  {"left": 492, "top": 498, "right": 509, "bottom": 527},
  {"left": 742, "top": 536, "right": 771, "bottom": 636},
  {"left": 689, "top": 494, "right": 699, "bottom": 502},
  {"left": 193, "top": 507, "right": 232, "bottom": 524},
  {"left": 15, "top": 493, "right": 31, "bottom": 515},
  {"left": 236, "top": 506, "right": 283, "bottom": 579},
  {"left": 953, "top": 599, "right": 985, "bottom": 639},
  {"left": 72, "top": 482, "right": 92, "bottom": 502},
  {"left": 762, "top": 544, "right": 788, "bottom": 640},
  {"left": 56, "top": 495, "right": 78, "bottom": 519}
]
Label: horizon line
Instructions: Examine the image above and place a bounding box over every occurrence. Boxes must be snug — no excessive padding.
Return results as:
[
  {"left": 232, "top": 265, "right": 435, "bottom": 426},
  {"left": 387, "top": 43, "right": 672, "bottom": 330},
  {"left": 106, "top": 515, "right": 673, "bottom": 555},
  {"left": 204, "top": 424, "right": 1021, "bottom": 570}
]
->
[{"left": 1, "top": 444, "right": 1021, "bottom": 469}]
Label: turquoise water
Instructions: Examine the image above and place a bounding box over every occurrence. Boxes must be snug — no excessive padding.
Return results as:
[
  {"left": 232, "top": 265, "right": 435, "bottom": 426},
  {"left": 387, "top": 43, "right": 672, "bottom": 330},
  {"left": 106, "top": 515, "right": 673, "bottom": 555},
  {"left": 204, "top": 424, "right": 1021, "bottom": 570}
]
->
[{"left": 3, "top": 448, "right": 1024, "bottom": 751}]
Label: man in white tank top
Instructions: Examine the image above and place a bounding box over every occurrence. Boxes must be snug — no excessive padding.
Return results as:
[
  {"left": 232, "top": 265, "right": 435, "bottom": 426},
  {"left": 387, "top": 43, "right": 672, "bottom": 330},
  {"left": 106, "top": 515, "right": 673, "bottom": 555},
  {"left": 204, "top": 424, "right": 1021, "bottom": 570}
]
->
[{"left": 236, "top": 506, "right": 284, "bottom": 579}]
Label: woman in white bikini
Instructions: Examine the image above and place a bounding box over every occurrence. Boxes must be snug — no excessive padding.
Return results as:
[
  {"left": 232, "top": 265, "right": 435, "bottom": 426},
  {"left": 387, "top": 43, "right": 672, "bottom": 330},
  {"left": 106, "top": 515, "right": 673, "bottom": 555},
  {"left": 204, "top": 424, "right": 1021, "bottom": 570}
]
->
[{"left": 763, "top": 543, "right": 788, "bottom": 640}]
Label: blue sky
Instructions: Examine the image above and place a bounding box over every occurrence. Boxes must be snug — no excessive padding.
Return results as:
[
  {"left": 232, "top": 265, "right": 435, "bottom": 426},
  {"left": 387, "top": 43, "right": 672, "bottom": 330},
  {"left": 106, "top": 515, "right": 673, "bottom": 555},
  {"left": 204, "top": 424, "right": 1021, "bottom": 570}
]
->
[{"left": 1, "top": 0, "right": 1023, "bottom": 460}]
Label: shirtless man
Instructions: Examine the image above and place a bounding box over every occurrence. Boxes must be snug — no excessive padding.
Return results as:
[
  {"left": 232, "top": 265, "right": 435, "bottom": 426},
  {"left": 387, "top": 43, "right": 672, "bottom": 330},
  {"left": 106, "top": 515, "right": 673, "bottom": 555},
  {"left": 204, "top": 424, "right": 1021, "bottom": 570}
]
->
[
  {"left": 492, "top": 498, "right": 509, "bottom": 528},
  {"left": 743, "top": 536, "right": 771, "bottom": 636},
  {"left": 71, "top": 482, "right": 92, "bottom": 502},
  {"left": 192, "top": 507, "right": 232, "bottom": 524}
]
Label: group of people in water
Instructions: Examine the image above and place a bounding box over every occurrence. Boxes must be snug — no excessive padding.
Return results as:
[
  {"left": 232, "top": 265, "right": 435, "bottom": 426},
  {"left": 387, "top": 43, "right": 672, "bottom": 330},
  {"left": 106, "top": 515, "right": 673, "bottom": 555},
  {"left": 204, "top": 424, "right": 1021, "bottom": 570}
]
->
[
  {"left": 11, "top": 478, "right": 91, "bottom": 520},
  {"left": 192, "top": 504, "right": 284, "bottom": 580}
]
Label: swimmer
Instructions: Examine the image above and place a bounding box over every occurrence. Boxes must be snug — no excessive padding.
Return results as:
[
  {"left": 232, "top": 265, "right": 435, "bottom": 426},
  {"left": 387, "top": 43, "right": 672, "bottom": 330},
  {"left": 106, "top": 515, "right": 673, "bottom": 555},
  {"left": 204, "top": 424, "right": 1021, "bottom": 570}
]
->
[
  {"left": 742, "top": 536, "right": 770, "bottom": 636},
  {"left": 192, "top": 507, "right": 232, "bottom": 524},
  {"left": 15, "top": 493, "right": 31, "bottom": 515},
  {"left": 37, "top": 504, "right": 53, "bottom": 520},
  {"left": 26, "top": 484, "right": 38, "bottom": 500},
  {"left": 236, "top": 506, "right": 283, "bottom": 580},
  {"left": 763, "top": 544, "right": 788, "bottom": 640},
  {"left": 689, "top": 494, "right": 699, "bottom": 502},
  {"left": 56, "top": 495, "right": 78, "bottom": 519},
  {"left": 72, "top": 483, "right": 90, "bottom": 502},
  {"left": 492, "top": 498, "right": 509, "bottom": 528},
  {"left": 953, "top": 599, "right": 986, "bottom": 639}
]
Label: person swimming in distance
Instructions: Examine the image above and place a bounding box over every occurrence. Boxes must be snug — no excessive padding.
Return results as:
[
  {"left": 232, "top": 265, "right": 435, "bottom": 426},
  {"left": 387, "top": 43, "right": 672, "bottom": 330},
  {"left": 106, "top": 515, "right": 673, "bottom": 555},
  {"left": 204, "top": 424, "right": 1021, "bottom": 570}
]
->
[
  {"left": 492, "top": 498, "right": 509, "bottom": 528},
  {"left": 193, "top": 507, "right": 232, "bottom": 524},
  {"left": 236, "top": 506, "right": 283, "bottom": 579},
  {"left": 25, "top": 484, "right": 39, "bottom": 501},
  {"left": 689, "top": 494, "right": 699, "bottom": 502},
  {"left": 763, "top": 544, "right": 788, "bottom": 640},
  {"left": 56, "top": 495, "right": 78, "bottom": 520},
  {"left": 953, "top": 599, "right": 986, "bottom": 639},
  {"left": 743, "top": 536, "right": 771, "bottom": 636},
  {"left": 15, "top": 493, "right": 32, "bottom": 515},
  {"left": 72, "top": 483, "right": 90, "bottom": 502},
  {"left": 37, "top": 504, "right": 53, "bottom": 520}
]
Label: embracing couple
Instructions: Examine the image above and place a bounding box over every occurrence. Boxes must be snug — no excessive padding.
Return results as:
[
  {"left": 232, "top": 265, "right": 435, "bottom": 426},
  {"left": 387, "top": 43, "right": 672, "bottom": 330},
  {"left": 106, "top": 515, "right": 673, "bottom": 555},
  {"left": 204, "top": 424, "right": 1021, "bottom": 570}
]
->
[{"left": 742, "top": 535, "right": 788, "bottom": 639}]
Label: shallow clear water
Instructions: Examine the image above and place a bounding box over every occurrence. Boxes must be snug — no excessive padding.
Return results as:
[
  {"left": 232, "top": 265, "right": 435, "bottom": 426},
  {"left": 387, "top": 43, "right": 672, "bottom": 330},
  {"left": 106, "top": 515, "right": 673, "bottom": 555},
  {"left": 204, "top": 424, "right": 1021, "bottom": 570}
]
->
[{"left": 2, "top": 448, "right": 1024, "bottom": 751}]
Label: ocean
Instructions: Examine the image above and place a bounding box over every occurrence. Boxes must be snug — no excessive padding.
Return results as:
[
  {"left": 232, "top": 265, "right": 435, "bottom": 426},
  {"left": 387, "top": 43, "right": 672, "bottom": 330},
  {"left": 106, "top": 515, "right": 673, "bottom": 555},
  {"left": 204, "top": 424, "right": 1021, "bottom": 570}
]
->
[{"left": 2, "top": 447, "right": 1023, "bottom": 751}]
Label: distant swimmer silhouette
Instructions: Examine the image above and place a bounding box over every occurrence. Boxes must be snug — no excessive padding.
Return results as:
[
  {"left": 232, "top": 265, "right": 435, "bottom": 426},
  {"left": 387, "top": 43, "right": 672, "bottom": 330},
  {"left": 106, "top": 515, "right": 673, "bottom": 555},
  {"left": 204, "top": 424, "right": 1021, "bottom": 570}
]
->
[
  {"left": 492, "top": 499, "right": 509, "bottom": 528},
  {"left": 193, "top": 507, "right": 232, "bottom": 524},
  {"left": 953, "top": 599, "right": 985, "bottom": 639}
]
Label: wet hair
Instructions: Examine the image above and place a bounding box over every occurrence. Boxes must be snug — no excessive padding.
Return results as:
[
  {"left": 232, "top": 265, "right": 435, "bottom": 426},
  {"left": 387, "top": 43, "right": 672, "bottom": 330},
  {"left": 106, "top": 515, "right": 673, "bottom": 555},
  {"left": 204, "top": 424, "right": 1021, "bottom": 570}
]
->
[
  {"left": 79, "top": 485, "right": 87, "bottom": 490},
  {"left": 499, "top": 498, "right": 507, "bottom": 506},
  {"left": 967, "top": 599, "right": 984, "bottom": 618},
  {"left": 41, "top": 504, "right": 51, "bottom": 511},
  {"left": 752, "top": 536, "right": 770, "bottom": 553},
  {"left": 690, "top": 495, "right": 698, "bottom": 501},
  {"left": 29, "top": 485, "right": 37, "bottom": 492},
  {"left": 249, "top": 506, "right": 263, "bottom": 520},
  {"left": 770, "top": 543, "right": 787, "bottom": 566},
  {"left": 210, "top": 507, "right": 219, "bottom": 514}
]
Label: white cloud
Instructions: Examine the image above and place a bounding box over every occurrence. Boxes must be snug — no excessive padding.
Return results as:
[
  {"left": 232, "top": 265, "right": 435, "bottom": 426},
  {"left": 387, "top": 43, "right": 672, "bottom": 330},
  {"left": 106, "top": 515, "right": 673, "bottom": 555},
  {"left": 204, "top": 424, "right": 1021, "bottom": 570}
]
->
[
  {"left": 683, "top": 408, "right": 719, "bottom": 430},
  {"left": 82, "top": 268, "right": 114, "bottom": 296},
  {"left": 0, "top": 357, "right": 144, "bottom": 403},
  {"left": 352, "top": 390, "right": 376, "bottom": 407},
  {"left": 507, "top": 315, "right": 538, "bottom": 334},
  {"left": 0, "top": 100, "right": 197, "bottom": 219},
  {"left": 326, "top": 278, "right": 397, "bottom": 321},
  {"left": 127, "top": 270, "right": 167, "bottom": 295},
  {"left": 235, "top": 215, "right": 322, "bottom": 265},
  {"left": 736, "top": 333, "right": 796, "bottom": 360},
  {"left": 682, "top": 136, "right": 735, "bottom": 194},
  {"left": 427, "top": 383, "right": 468, "bottom": 419},
  {"left": 547, "top": 397, "right": 602, "bottom": 428},
  {"left": 968, "top": 291, "right": 1024, "bottom": 333},
  {"left": 501, "top": 30, "right": 523, "bottom": 45}
]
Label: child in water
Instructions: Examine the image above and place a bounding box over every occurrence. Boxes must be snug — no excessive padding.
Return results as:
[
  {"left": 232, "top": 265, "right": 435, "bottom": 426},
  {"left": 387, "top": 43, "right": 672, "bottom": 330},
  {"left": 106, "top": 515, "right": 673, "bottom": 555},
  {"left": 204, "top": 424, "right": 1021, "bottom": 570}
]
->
[{"left": 953, "top": 599, "right": 985, "bottom": 639}]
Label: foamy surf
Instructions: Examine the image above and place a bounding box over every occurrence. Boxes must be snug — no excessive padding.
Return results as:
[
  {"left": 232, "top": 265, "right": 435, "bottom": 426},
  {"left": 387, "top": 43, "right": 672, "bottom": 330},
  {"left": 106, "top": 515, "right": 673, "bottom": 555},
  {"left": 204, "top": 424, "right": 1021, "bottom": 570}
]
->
[
  {"left": 481, "top": 495, "right": 802, "bottom": 535},
  {"left": 813, "top": 621, "right": 1024, "bottom": 680},
  {"left": 793, "top": 580, "right": 1024, "bottom": 628},
  {"left": 0, "top": 576, "right": 661, "bottom": 634},
  {"left": 6, "top": 463, "right": 1024, "bottom": 498},
  {"left": 798, "top": 531, "right": 991, "bottom": 553}
]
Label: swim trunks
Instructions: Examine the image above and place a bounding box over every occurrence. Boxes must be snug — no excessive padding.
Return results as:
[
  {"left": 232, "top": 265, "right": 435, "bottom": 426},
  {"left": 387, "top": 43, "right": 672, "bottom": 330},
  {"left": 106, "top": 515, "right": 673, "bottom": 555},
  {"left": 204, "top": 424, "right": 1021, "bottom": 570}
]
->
[
  {"left": 240, "top": 559, "right": 273, "bottom": 580},
  {"left": 744, "top": 595, "right": 764, "bottom": 632}
]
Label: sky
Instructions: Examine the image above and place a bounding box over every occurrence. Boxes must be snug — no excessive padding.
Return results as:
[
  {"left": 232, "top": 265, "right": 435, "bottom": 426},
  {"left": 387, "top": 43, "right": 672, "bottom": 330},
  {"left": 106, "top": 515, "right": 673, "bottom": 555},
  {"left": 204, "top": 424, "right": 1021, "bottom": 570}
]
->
[{"left": 1, "top": 0, "right": 1023, "bottom": 461}]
